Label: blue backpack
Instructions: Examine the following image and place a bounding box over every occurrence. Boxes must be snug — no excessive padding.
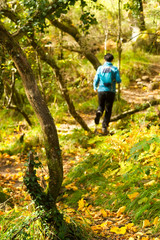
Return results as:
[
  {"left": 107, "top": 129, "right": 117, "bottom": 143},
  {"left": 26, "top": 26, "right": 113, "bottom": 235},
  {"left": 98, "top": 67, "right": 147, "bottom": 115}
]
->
[{"left": 101, "top": 66, "right": 115, "bottom": 87}]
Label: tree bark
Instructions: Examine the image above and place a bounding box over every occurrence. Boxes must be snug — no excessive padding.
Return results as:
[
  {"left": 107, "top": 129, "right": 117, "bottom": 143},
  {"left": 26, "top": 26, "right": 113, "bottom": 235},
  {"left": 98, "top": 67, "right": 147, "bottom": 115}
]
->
[
  {"left": 117, "top": 0, "right": 122, "bottom": 100},
  {"left": 137, "top": 0, "right": 146, "bottom": 31},
  {"left": 0, "top": 23, "right": 63, "bottom": 203}
]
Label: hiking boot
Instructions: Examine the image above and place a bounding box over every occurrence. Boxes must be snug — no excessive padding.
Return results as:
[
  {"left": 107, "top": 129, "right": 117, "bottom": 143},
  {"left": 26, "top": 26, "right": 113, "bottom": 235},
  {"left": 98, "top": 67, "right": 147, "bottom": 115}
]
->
[
  {"left": 95, "top": 111, "right": 102, "bottom": 125},
  {"left": 102, "top": 127, "right": 109, "bottom": 136}
]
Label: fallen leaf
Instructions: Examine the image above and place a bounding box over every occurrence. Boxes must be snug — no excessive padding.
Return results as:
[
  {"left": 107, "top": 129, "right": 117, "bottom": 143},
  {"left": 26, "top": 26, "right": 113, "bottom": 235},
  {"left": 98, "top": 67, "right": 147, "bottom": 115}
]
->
[
  {"left": 78, "top": 198, "right": 85, "bottom": 211},
  {"left": 65, "top": 183, "right": 78, "bottom": 191},
  {"left": 91, "top": 225, "right": 102, "bottom": 233},
  {"left": 126, "top": 222, "right": 134, "bottom": 229},
  {"left": 100, "top": 209, "right": 108, "bottom": 218},
  {"left": 64, "top": 216, "right": 71, "bottom": 223},
  {"left": 153, "top": 216, "right": 159, "bottom": 226},
  {"left": 110, "top": 226, "right": 127, "bottom": 234},
  {"left": 101, "top": 220, "right": 113, "bottom": 228},
  {"left": 128, "top": 192, "right": 139, "bottom": 201},
  {"left": 142, "top": 219, "right": 150, "bottom": 228},
  {"left": 117, "top": 206, "right": 126, "bottom": 216}
]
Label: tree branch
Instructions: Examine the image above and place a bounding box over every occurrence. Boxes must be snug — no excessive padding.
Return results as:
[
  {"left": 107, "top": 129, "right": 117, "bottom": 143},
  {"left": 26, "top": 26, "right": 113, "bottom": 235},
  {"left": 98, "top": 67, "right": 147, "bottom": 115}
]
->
[
  {"left": 48, "top": 18, "right": 101, "bottom": 70},
  {"left": 111, "top": 99, "right": 160, "bottom": 122},
  {"left": 0, "top": 8, "right": 19, "bottom": 24},
  {"left": 29, "top": 35, "right": 92, "bottom": 132}
]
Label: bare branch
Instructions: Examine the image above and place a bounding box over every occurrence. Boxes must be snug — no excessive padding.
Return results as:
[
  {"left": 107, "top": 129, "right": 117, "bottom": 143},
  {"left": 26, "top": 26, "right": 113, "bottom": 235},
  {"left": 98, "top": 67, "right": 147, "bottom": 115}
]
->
[{"left": 111, "top": 100, "right": 160, "bottom": 122}]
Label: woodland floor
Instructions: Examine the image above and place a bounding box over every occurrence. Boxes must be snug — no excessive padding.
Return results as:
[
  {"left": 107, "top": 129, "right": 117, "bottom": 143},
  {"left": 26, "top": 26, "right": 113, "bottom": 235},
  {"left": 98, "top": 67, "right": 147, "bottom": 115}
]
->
[{"left": 0, "top": 62, "right": 160, "bottom": 240}]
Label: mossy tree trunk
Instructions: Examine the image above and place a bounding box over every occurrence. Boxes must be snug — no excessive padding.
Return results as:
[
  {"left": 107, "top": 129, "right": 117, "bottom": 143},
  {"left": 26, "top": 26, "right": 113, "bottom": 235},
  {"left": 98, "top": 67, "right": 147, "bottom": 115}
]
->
[
  {"left": 0, "top": 23, "right": 67, "bottom": 236},
  {"left": 137, "top": 0, "right": 146, "bottom": 31}
]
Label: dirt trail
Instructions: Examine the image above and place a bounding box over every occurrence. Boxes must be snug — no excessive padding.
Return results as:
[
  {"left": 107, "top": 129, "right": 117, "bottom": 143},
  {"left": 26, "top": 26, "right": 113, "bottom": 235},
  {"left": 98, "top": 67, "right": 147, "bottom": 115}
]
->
[
  {"left": 1, "top": 61, "right": 160, "bottom": 195},
  {"left": 122, "top": 63, "right": 160, "bottom": 104},
  {"left": 57, "top": 63, "right": 160, "bottom": 134}
]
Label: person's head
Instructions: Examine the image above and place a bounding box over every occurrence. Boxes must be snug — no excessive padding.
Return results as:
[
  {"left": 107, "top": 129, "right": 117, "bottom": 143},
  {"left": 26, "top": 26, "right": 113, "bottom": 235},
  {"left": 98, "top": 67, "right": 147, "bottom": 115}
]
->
[{"left": 104, "top": 53, "right": 114, "bottom": 62}]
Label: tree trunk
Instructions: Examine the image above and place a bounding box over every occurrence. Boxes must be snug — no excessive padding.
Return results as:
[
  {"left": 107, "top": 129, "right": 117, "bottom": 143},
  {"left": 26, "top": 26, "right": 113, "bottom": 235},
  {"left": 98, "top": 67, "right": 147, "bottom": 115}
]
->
[
  {"left": 117, "top": 0, "right": 122, "bottom": 100},
  {"left": 0, "top": 23, "right": 85, "bottom": 239},
  {"left": 137, "top": 0, "right": 146, "bottom": 31},
  {"left": 0, "top": 21, "right": 63, "bottom": 215},
  {"left": 0, "top": 46, "right": 4, "bottom": 99}
]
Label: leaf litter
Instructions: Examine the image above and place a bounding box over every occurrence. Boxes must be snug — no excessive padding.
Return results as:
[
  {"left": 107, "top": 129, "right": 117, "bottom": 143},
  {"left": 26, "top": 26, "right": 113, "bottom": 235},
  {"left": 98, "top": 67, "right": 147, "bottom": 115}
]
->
[{"left": 0, "top": 114, "right": 160, "bottom": 239}]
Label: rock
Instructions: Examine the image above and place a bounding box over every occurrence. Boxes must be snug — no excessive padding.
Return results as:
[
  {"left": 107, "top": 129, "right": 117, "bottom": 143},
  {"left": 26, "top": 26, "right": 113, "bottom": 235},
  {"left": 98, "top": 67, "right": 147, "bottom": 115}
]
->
[
  {"left": 153, "top": 76, "right": 160, "bottom": 82},
  {"left": 141, "top": 75, "right": 150, "bottom": 82},
  {"left": 148, "top": 95, "right": 156, "bottom": 101},
  {"left": 148, "top": 82, "right": 160, "bottom": 91},
  {"left": 136, "top": 78, "right": 141, "bottom": 82}
]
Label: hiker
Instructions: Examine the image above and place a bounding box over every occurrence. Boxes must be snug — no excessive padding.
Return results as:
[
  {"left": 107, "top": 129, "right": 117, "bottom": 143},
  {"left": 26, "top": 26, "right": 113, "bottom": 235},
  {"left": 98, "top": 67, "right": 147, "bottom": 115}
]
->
[{"left": 93, "top": 53, "right": 121, "bottom": 135}]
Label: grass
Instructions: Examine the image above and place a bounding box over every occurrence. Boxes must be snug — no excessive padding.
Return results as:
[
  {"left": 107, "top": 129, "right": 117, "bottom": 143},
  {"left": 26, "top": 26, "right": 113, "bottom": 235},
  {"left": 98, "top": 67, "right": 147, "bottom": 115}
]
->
[
  {"left": 60, "top": 116, "right": 160, "bottom": 228},
  {"left": 0, "top": 51, "right": 160, "bottom": 239},
  {"left": 0, "top": 108, "right": 160, "bottom": 239}
]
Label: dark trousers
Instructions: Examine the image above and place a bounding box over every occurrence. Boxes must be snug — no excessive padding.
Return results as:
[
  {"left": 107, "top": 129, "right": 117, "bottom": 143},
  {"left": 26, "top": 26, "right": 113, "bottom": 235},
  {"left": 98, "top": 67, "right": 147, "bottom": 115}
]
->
[{"left": 97, "top": 91, "right": 115, "bottom": 128}]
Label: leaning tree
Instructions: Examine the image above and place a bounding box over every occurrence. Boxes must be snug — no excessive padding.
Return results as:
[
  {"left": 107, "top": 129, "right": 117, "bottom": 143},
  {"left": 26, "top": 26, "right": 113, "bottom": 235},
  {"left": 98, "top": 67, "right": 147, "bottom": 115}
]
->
[
  {"left": 0, "top": 0, "right": 102, "bottom": 133},
  {"left": 0, "top": 22, "right": 85, "bottom": 239},
  {"left": 0, "top": 0, "right": 100, "bottom": 238}
]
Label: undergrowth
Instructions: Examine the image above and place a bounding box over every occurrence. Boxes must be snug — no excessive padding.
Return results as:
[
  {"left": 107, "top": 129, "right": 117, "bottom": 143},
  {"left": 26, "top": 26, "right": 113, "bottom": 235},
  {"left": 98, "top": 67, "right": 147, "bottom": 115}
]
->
[
  {"left": 0, "top": 52, "right": 160, "bottom": 239},
  {"left": 60, "top": 112, "right": 160, "bottom": 231}
]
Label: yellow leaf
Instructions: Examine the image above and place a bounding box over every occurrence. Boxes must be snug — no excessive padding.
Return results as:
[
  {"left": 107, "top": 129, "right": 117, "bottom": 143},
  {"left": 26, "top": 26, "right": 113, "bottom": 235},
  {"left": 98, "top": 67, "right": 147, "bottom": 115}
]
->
[
  {"left": 142, "top": 219, "right": 150, "bottom": 228},
  {"left": 128, "top": 192, "right": 139, "bottom": 201},
  {"left": 100, "top": 209, "right": 108, "bottom": 218},
  {"left": 64, "top": 216, "right": 71, "bottom": 223},
  {"left": 101, "top": 220, "right": 112, "bottom": 228},
  {"left": 66, "top": 208, "right": 75, "bottom": 213},
  {"left": 78, "top": 198, "right": 85, "bottom": 211},
  {"left": 63, "top": 194, "right": 69, "bottom": 198},
  {"left": 110, "top": 226, "right": 119, "bottom": 233},
  {"left": 91, "top": 225, "right": 102, "bottom": 233},
  {"left": 119, "top": 227, "right": 127, "bottom": 234},
  {"left": 117, "top": 206, "right": 126, "bottom": 216},
  {"left": 92, "top": 186, "right": 100, "bottom": 192},
  {"left": 14, "top": 205, "right": 18, "bottom": 212},
  {"left": 128, "top": 238, "right": 135, "bottom": 240},
  {"left": 131, "top": 226, "right": 138, "bottom": 232},
  {"left": 65, "top": 183, "right": 78, "bottom": 191},
  {"left": 17, "top": 172, "right": 23, "bottom": 177},
  {"left": 85, "top": 218, "right": 92, "bottom": 224},
  {"left": 153, "top": 217, "right": 159, "bottom": 226},
  {"left": 141, "top": 237, "right": 149, "bottom": 240},
  {"left": 110, "top": 226, "right": 126, "bottom": 234},
  {"left": 126, "top": 222, "right": 134, "bottom": 229}
]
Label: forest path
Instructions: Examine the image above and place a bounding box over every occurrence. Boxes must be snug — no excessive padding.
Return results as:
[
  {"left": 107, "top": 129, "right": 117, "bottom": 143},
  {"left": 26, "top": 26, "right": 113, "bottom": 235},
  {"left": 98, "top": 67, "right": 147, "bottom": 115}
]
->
[
  {"left": 57, "top": 62, "right": 160, "bottom": 134},
  {"left": 121, "top": 62, "right": 160, "bottom": 104},
  {"left": 0, "top": 61, "right": 160, "bottom": 240},
  {"left": 1, "top": 61, "right": 159, "bottom": 190}
]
